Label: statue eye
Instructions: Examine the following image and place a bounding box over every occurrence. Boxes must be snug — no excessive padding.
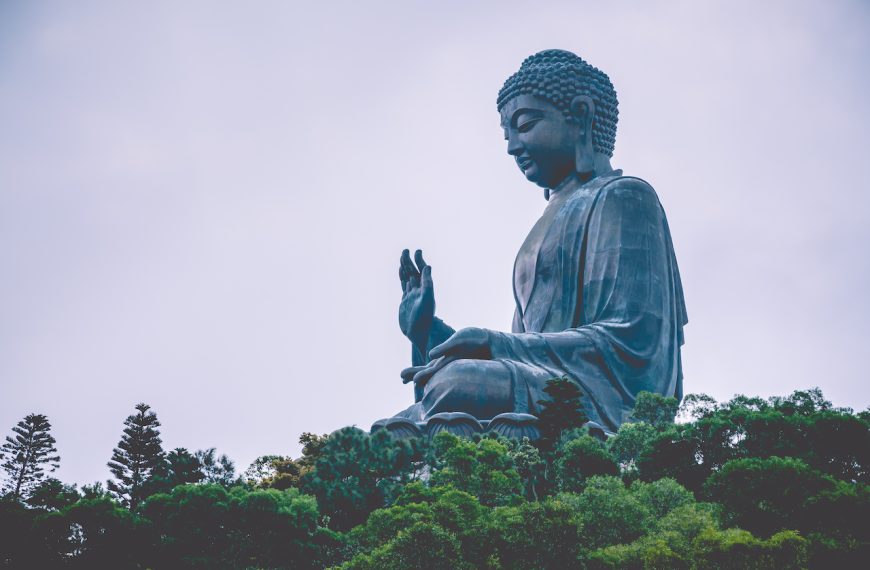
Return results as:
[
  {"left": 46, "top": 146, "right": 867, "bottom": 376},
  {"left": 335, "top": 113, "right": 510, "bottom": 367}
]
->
[{"left": 517, "top": 119, "right": 540, "bottom": 133}]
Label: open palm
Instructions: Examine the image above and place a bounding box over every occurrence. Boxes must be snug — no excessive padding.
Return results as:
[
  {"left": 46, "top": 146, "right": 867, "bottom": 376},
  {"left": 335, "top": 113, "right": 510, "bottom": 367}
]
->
[{"left": 399, "top": 249, "right": 435, "bottom": 350}]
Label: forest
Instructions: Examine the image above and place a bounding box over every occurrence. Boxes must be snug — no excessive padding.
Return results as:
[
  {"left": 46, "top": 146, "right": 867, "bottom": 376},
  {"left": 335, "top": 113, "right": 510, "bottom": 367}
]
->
[{"left": 1, "top": 383, "right": 868, "bottom": 569}]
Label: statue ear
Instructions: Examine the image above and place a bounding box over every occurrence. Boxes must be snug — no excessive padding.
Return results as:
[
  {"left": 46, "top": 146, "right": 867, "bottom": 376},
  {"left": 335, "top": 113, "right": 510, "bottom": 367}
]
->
[
  {"left": 569, "top": 95, "right": 595, "bottom": 140},
  {"left": 570, "top": 95, "right": 596, "bottom": 175}
]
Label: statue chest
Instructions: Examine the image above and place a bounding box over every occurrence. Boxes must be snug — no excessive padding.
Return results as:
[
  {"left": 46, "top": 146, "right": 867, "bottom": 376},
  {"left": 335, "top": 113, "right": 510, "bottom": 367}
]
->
[{"left": 514, "top": 188, "right": 594, "bottom": 331}]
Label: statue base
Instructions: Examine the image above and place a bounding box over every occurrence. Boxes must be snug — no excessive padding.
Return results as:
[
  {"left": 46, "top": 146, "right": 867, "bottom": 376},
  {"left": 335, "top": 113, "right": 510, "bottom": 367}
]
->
[{"left": 371, "top": 413, "right": 610, "bottom": 442}]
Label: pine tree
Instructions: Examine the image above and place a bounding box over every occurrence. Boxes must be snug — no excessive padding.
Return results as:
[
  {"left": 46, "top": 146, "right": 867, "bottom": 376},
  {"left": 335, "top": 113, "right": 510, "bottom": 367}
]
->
[
  {"left": 165, "top": 447, "right": 204, "bottom": 486},
  {"left": 107, "top": 403, "right": 166, "bottom": 509},
  {"left": 536, "top": 377, "right": 588, "bottom": 452},
  {"left": 1, "top": 413, "right": 61, "bottom": 500},
  {"left": 195, "top": 448, "right": 237, "bottom": 486}
]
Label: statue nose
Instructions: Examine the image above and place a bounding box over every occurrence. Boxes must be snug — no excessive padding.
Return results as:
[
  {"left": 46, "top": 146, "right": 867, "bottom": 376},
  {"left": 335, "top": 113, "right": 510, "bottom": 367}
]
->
[{"left": 507, "top": 137, "right": 523, "bottom": 156}]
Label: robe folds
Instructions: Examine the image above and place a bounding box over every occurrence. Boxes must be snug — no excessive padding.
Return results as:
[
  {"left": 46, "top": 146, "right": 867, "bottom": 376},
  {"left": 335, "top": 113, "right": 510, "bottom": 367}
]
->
[
  {"left": 403, "top": 171, "right": 687, "bottom": 433},
  {"left": 488, "top": 171, "right": 687, "bottom": 431}
]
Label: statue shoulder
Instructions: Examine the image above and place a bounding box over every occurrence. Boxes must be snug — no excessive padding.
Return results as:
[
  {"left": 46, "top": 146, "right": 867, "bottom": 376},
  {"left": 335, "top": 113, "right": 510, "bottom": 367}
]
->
[
  {"left": 599, "top": 174, "right": 657, "bottom": 198},
  {"left": 595, "top": 174, "right": 662, "bottom": 210},
  {"left": 587, "top": 174, "right": 667, "bottom": 227}
]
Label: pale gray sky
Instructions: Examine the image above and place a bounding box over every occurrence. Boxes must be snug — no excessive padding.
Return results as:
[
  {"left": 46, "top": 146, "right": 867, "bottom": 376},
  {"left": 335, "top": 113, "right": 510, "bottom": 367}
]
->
[{"left": 2, "top": 0, "right": 868, "bottom": 486}]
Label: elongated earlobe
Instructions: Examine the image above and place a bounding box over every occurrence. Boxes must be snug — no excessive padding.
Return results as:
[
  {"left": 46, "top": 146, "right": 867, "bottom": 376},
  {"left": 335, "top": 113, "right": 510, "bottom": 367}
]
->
[
  {"left": 570, "top": 96, "right": 596, "bottom": 177},
  {"left": 575, "top": 134, "right": 595, "bottom": 175}
]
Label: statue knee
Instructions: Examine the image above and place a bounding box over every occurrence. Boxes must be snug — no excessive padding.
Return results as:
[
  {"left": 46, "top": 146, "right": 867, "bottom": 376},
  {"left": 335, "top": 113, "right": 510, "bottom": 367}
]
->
[
  {"left": 421, "top": 360, "right": 513, "bottom": 419},
  {"left": 421, "top": 360, "right": 477, "bottom": 413}
]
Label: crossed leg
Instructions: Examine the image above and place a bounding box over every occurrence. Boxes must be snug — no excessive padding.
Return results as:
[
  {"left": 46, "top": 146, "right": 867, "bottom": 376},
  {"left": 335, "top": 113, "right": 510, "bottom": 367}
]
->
[{"left": 419, "top": 359, "right": 515, "bottom": 420}]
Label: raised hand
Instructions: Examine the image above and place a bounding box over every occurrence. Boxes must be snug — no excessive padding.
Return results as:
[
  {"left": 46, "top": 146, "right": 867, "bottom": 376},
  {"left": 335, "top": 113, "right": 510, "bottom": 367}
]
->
[{"left": 399, "top": 249, "right": 435, "bottom": 351}]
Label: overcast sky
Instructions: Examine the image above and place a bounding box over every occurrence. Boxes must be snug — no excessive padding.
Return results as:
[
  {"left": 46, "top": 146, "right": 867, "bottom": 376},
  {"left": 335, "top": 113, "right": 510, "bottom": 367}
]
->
[{"left": 2, "top": 0, "right": 869, "bottom": 486}]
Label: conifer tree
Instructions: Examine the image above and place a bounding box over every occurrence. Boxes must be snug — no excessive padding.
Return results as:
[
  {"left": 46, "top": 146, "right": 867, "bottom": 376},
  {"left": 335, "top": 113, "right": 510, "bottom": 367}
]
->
[
  {"left": 165, "top": 447, "right": 203, "bottom": 486},
  {"left": 195, "top": 447, "right": 237, "bottom": 486},
  {"left": 1, "top": 413, "right": 60, "bottom": 500},
  {"left": 107, "top": 403, "right": 165, "bottom": 508},
  {"left": 536, "top": 377, "right": 588, "bottom": 452}
]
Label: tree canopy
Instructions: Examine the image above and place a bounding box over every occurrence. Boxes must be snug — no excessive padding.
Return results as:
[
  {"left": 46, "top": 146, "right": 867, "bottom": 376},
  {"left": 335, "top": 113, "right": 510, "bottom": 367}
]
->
[{"left": 1, "top": 387, "right": 868, "bottom": 568}]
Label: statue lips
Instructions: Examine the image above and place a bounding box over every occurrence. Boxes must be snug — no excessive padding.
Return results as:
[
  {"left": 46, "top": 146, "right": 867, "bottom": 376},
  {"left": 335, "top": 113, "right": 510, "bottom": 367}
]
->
[{"left": 517, "top": 156, "right": 534, "bottom": 172}]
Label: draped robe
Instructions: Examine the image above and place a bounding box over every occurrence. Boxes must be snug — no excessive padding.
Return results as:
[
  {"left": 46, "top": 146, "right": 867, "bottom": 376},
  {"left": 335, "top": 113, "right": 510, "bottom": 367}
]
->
[{"left": 400, "top": 171, "right": 687, "bottom": 432}]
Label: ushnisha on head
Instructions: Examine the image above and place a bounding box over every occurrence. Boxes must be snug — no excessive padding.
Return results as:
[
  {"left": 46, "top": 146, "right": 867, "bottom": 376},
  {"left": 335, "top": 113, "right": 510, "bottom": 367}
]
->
[{"left": 498, "top": 50, "right": 619, "bottom": 193}]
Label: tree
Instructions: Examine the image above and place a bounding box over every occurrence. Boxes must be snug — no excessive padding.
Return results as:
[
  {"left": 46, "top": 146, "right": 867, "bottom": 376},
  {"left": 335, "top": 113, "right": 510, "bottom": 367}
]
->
[
  {"left": 561, "top": 475, "right": 652, "bottom": 549},
  {"left": 629, "top": 391, "right": 680, "bottom": 429},
  {"left": 555, "top": 435, "right": 618, "bottom": 493},
  {"left": 195, "top": 448, "right": 237, "bottom": 486},
  {"left": 243, "top": 433, "right": 328, "bottom": 490},
  {"left": 703, "top": 456, "right": 836, "bottom": 538},
  {"left": 25, "top": 477, "right": 80, "bottom": 510},
  {"left": 536, "top": 377, "right": 588, "bottom": 452},
  {"left": 429, "top": 433, "right": 522, "bottom": 507},
  {"left": 53, "top": 496, "right": 150, "bottom": 568},
  {"left": 607, "top": 421, "right": 658, "bottom": 476},
  {"left": 303, "top": 427, "right": 426, "bottom": 530},
  {"left": 142, "top": 483, "right": 333, "bottom": 569},
  {"left": 107, "top": 403, "right": 166, "bottom": 509},
  {"left": 676, "top": 393, "right": 719, "bottom": 421},
  {"left": 244, "top": 454, "right": 301, "bottom": 489},
  {"left": 507, "top": 437, "right": 546, "bottom": 500},
  {"left": 342, "top": 521, "right": 470, "bottom": 570},
  {"left": 164, "top": 447, "right": 204, "bottom": 486},
  {"left": 1, "top": 413, "right": 60, "bottom": 500},
  {"left": 486, "top": 498, "right": 585, "bottom": 569}
]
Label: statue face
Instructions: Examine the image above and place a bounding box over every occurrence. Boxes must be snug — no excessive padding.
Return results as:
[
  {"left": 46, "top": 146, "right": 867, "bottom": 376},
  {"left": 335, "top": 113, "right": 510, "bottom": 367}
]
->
[{"left": 500, "top": 94, "right": 578, "bottom": 189}]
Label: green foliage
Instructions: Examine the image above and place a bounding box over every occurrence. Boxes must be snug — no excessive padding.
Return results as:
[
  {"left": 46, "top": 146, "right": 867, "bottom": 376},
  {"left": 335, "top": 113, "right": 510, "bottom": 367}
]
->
[
  {"left": 24, "top": 477, "right": 80, "bottom": 510},
  {"left": 194, "top": 447, "right": 237, "bottom": 486},
  {"left": 562, "top": 476, "right": 651, "bottom": 549},
  {"left": 555, "top": 435, "right": 618, "bottom": 492},
  {"left": 630, "top": 477, "right": 694, "bottom": 519},
  {"left": 630, "top": 391, "right": 680, "bottom": 429},
  {"left": 143, "top": 483, "right": 332, "bottom": 569},
  {"left": 586, "top": 498, "right": 719, "bottom": 567},
  {"left": 506, "top": 437, "right": 546, "bottom": 500},
  {"left": 107, "top": 403, "right": 166, "bottom": 509},
  {"left": 245, "top": 454, "right": 292, "bottom": 486},
  {"left": 347, "top": 501, "right": 435, "bottom": 553},
  {"left": 341, "top": 521, "right": 469, "bottom": 570},
  {"left": 244, "top": 433, "right": 326, "bottom": 491},
  {"left": 693, "top": 528, "right": 808, "bottom": 569},
  {"left": 54, "top": 496, "right": 150, "bottom": 568},
  {"left": 430, "top": 433, "right": 522, "bottom": 506},
  {"left": 607, "top": 421, "right": 658, "bottom": 477},
  {"left": 704, "top": 456, "right": 833, "bottom": 537},
  {"left": 81, "top": 480, "right": 111, "bottom": 500},
  {"left": 643, "top": 388, "right": 870, "bottom": 493},
  {"left": 0, "top": 498, "right": 42, "bottom": 567},
  {"left": 3, "top": 387, "right": 868, "bottom": 567},
  {"left": 303, "top": 427, "right": 426, "bottom": 530},
  {"left": 486, "top": 497, "right": 584, "bottom": 569},
  {"left": 1, "top": 413, "right": 61, "bottom": 499},
  {"left": 245, "top": 454, "right": 303, "bottom": 490},
  {"left": 703, "top": 455, "right": 870, "bottom": 565},
  {"left": 164, "top": 447, "right": 204, "bottom": 486},
  {"left": 536, "top": 377, "right": 588, "bottom": 451}
]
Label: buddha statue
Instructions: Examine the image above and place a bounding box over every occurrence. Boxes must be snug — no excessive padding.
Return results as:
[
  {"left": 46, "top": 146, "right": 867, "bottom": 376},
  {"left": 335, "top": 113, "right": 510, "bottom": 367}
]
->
[{"left": 380, "top": 49, "right": 687, "bottom": 437}]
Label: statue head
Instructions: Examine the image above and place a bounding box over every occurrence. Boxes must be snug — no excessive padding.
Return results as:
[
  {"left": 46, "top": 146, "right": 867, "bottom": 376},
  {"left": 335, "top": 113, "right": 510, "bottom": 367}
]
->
[{"left": 498, "top": 50, "right": 618, "bottom": 191}]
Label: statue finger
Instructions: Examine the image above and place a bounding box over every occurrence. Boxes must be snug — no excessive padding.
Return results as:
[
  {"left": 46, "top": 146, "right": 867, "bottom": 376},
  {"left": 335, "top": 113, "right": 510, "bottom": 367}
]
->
[
  {"left": 413, "top": 355, "right": 456, "bottom": 386},
  {"left": 401, "top": 365, "right": 426, "bottom": 384},
  {"left": 401, "top": 249, "right": 420, "bottom": 279},
  {"left": 399, "top": 265, "right": 409, "bottom": 290},
  {"left": 421, "top": 265, "right": 433, "bottom": 290},
  {"left": 428, "top": 337, "right": 456, "bottom": 360},
  {"left": 414, "top": 249, "right": 429, "bottom": 273}
]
